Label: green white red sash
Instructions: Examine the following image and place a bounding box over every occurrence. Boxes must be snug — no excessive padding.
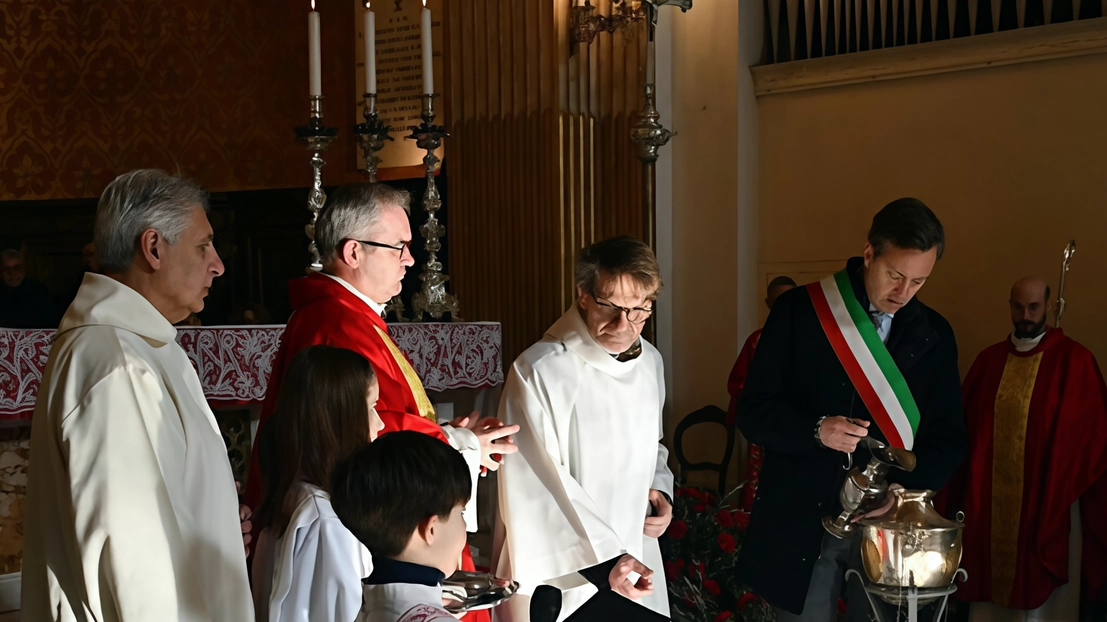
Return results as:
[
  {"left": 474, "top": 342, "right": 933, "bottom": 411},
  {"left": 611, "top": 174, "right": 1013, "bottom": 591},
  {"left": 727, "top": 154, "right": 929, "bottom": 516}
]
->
[{"left": 808, "top": 270, "right": 920, "bottom": 450}]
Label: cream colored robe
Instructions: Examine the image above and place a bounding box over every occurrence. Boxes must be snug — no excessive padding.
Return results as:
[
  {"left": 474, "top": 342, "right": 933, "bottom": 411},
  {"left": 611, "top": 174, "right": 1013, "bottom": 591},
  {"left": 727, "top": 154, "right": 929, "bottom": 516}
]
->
[
  {"left": 22, "top": 273, "right": 253, "bottom": 621},
  {"left": 252, "top": 481, "right": 372, "bottom": 622},
  {"left": 493, "top": 304, "right": 674, "bottom": 622}
]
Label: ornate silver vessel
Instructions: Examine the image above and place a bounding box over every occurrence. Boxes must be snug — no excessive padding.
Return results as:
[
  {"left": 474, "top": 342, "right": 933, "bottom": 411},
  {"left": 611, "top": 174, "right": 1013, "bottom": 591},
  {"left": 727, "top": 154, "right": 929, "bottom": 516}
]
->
[
  {"left": 823, "top": 437, "right": 917, "bottom": 538},
  {"left": 858, "top": 488, "right": 965, "bottom": 590}
]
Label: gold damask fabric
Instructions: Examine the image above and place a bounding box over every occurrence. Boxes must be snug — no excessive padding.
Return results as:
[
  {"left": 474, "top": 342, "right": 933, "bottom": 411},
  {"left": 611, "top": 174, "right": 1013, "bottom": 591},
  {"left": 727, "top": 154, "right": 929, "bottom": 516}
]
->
[
  {"left": 990, "top": 352, "right": 1042, "bottom": 606},
  {"left": 0, "top": 1, "right": 360, "bottom": 200}
]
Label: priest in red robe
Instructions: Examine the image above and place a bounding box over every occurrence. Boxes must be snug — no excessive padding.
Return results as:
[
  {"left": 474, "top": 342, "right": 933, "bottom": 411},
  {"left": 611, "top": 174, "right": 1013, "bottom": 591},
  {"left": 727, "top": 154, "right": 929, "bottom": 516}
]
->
[
  {"left": 944, "top": 276, "right": 1107, "bottom": 620},
  {"left": 727, "top": 275, "right": 794, "bottom": 510},
  {"left": 246, "top": 183, "right": 517, "bottom": 622}
]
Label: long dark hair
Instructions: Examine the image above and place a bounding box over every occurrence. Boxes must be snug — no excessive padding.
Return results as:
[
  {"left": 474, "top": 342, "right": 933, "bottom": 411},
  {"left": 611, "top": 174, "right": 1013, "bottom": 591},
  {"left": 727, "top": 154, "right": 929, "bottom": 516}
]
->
[{"left": 256, "top": 345, "right": 376, "bottom": 537}]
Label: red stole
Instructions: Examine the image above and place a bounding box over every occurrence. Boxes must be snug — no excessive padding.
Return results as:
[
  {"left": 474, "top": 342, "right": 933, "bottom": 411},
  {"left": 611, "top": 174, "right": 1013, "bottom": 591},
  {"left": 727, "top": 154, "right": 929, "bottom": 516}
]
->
[
  {"left": 246, "top": 274, "right": 488, "bottom": 622},
  {"left": 948, "top": 328, "right": 1107, "bottom": 609}
]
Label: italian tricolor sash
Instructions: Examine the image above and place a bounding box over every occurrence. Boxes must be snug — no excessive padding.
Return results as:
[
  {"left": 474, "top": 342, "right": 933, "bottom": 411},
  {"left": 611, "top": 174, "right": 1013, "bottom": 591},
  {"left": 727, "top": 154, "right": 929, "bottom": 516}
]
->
[{"left": 808, "top": 270, "right": 920, "bottom": 449}]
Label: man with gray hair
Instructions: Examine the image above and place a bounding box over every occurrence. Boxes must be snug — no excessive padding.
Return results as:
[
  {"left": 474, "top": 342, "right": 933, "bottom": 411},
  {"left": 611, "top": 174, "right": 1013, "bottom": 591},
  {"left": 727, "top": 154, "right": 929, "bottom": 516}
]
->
[
  {"left": 244, "top": 183, "right": 515, "bottom": 622},
  {"left": 22, "top": 169, "right": 254, "bottom": 621}
]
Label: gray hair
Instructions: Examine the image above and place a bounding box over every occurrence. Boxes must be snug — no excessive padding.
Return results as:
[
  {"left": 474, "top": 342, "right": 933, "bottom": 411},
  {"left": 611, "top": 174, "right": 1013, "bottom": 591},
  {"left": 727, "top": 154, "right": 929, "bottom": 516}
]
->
[
  {"left": 316, "top": 183, "right": 411, "bottom": 265},
  {"left": 94, "top": 169, "right": 209, "bottom": 274}
]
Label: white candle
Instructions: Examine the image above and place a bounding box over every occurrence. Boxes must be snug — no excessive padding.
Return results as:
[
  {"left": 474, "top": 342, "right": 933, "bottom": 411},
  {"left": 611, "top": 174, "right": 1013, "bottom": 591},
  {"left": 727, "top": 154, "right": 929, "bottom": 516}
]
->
[
  {"left": 421, "top": 0, "right": 433, "bottom": 95},
  {"left": 308, "top": 1, "right": 322, "bottom": 97},
  {"left": 364, "top": 3, "right": 376, "bottom": 93}
]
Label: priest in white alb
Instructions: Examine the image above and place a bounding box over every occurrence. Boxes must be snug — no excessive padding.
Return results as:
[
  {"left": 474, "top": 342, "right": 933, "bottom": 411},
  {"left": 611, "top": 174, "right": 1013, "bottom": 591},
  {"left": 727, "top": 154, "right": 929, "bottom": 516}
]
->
[
  {"left": 493, "top": 235, "right": 674, "bottom": 621},
  {"left": 22, "top": 169, "right": 254, "bottom": 621}
]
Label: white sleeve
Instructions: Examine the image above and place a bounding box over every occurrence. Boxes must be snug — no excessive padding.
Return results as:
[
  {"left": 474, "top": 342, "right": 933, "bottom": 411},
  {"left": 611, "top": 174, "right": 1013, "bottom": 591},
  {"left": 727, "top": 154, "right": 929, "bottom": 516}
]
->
[
  {"left": 496, "top": 366, "right": 625, "bottom": 584},
  {"left": 310, "top": 516, "right": 373, "bottom": 622},
  {"left": 440, "top": 425, "right": 481, "bottom": 532},
  {"left": 61, "top": 369, "right": 206, "bottom": 619},
  {"left": 651, "top": 355, "right": 675, "bottom": 497}
]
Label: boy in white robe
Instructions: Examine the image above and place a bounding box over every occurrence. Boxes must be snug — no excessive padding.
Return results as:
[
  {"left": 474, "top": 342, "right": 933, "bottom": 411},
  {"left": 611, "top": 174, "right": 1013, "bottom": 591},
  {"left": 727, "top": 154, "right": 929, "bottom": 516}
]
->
[
  {"left": 494, "top": 235, "right": 675, "bottom": 622},
  {"left": 22, "top": 169, "right": 253, "bottom": 621},
  {"left": 331, "top": 431, "right": 475, "bottom": 622}
]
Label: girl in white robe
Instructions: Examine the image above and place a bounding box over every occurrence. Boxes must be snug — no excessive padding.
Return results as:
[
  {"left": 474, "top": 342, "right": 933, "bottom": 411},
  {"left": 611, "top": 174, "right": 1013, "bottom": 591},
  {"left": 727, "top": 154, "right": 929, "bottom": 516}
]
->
[{"left": 252, "top": 345, "right": 385, "bottom": 622}]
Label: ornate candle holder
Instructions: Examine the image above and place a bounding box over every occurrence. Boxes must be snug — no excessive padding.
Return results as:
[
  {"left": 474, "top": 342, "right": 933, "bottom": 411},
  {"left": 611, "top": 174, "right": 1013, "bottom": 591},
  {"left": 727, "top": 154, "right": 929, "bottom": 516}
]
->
[
  {"left": 630, "top": 83, "right": 674, "bottom": 251},
  {"left": 406, "top": 94, "right": 462, "bottom": 321},
  {"left": 295, "top": 96, "right": 339, "bottom": 271},
  {"left": 354, "top": 93, "right": 394, "bottom": 183}
]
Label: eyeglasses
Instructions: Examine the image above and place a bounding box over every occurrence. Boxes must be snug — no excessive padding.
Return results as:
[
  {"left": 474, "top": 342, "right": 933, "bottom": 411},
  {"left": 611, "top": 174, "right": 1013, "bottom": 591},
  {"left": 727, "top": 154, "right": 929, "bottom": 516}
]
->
[
  {"left": 349, "top": 239, "right": 408, "bottom": 256},
  {"left": 591, "top": 294, "right": 653, "bottom": 324}
]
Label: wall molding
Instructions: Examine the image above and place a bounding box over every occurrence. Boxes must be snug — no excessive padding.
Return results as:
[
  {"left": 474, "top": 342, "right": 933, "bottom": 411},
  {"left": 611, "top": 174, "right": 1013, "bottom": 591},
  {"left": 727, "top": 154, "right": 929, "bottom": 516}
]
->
[{"left": 751, "top": 17, "right": 1107, "bottom": 96}]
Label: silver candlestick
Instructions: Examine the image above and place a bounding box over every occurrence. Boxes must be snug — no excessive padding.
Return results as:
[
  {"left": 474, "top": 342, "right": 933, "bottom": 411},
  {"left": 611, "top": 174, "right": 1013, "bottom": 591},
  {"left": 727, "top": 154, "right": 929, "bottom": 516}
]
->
[
  {"left": 354, "top": 93, "right": 408, "bottom": 321},
  {"left": 355, "top": 93, "right": 394, "bottom": 183},
  {"left": 295, "top": 96, "right": 338, "bottom": 271},
  {"left": 406, "top": 94, "right": 462, "bottom": 321}
]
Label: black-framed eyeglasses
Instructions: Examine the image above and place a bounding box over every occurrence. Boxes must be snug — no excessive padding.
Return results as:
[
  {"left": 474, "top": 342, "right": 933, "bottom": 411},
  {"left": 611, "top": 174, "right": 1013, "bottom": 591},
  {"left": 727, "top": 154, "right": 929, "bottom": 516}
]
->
[
  {"left": 348, "top": 239, "right": 408, "bottom": 256},
  {"left": 592, "top": 294, "right": 653, "bottom": 324}
]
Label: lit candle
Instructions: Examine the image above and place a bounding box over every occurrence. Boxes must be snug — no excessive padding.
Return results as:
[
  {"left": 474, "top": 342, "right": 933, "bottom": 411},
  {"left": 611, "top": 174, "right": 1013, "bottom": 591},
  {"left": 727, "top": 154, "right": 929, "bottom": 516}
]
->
[
  {"left": 308, "top": 0, "right": 322, "bottom": 97},
  {"left": 421, "top": 0, "right": 433, "bottom": 95},
  {"left": 364, "top": 2, "right": 376, "bottom": 93}
]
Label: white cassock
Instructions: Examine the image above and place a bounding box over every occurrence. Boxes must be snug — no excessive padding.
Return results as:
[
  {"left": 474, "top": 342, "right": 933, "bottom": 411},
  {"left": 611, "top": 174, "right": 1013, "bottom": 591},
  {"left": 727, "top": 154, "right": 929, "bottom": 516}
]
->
[
  {"left": 253, "top": 481, "right": 373, "bottom": 622},
  {"left": 359, "top": 583, "right": 455, "bottom": 622},
  {"left": 493, "top": 303, "right": 674, "bottom": 622},
  {"left": 21, "top": 273, "right": 253, "bottom": 621}
]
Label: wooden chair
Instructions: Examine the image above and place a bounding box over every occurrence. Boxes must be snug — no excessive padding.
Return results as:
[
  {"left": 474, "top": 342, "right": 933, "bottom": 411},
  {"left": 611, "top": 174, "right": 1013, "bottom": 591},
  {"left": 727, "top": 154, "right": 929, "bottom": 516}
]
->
[{"left": 673, "top": 405, "right": 735, "bottom": 496}]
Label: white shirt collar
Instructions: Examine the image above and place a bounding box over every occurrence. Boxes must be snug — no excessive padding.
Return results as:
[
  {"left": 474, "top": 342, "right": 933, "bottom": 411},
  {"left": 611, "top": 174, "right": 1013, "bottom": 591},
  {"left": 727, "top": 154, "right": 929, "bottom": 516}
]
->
[
  {"left": 322, "top": 273, "right": 387, "bottom": 317},
  {"left": 867, "top": 303, "right": 894, "bottom": 318},
  {"left": 1011, "top": 329, "right": 1047, "bottom": 353}
]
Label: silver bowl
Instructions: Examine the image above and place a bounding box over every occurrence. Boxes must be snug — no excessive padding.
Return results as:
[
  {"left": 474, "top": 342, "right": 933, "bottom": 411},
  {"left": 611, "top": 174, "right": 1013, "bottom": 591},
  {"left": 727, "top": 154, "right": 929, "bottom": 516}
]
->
[{"left": 442, "top": 570, "right": 519, "bottom": 613}]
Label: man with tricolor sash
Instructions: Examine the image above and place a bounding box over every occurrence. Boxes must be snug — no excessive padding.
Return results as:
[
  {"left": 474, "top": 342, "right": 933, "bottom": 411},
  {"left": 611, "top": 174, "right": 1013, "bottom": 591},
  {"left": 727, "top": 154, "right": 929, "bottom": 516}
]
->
[
  {"left": 245, "top": 183, "right": 517, "bottom": 622},
  {"left": 736, "top": 198, "right": 967, "bottom": 621},
  {"left": 942, "top": 277, "right": 1107, "bottom": 621}
]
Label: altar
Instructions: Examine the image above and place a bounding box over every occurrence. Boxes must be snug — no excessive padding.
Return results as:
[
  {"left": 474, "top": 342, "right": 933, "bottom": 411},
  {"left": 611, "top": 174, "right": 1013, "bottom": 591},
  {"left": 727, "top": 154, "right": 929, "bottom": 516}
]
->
[{"left": 0, "top": 323, "right": 503, "bottom": 420}]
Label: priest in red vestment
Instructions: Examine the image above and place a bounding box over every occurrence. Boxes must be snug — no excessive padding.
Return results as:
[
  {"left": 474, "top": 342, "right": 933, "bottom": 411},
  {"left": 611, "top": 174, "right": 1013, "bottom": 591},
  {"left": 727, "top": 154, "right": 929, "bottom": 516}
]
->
[
  {"left": 943, "top": 277, "right": 1107, "bottom": 620},
  {"left": 727, "top": 276, "right": 794, "bottom": 510},
  {"left": 247, "top": 183, "right": 517, "bottom": 622}
]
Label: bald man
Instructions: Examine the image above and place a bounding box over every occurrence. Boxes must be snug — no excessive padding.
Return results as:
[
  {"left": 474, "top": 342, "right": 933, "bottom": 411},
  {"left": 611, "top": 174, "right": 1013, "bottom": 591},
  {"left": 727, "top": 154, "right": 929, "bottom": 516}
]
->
[{"left": 942, "top": 277, "right": 1107, "bottom": 621}]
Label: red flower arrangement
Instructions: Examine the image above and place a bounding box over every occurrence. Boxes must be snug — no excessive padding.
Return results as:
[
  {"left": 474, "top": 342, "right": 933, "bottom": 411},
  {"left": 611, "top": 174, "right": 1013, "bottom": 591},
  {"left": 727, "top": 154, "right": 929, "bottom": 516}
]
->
[{"left": 665, "top": 486, "right": 771, "bottom": 622}]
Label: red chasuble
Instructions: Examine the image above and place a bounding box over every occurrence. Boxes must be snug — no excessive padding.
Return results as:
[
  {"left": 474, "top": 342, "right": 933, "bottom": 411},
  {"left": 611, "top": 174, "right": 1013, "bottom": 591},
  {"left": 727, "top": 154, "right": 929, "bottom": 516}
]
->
[
  {"left": 728, "top": 329, "right": 760, "bottom": 511},
  {"left": 246, "top": 274, "right": 488, "bottom": 622},
  {"left": 946, "top": 327, "right": 1107, "bottom": 609}
]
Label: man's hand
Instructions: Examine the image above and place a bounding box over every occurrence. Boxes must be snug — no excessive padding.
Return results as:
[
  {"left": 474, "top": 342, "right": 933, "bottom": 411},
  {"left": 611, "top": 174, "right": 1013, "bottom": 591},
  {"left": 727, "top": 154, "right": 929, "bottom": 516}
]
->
[
  {"left": 818, "top": 416, "right": 870, "bottom": 453},
  {"left": 643, "top": 489, "right": 672, "bottom": 538},
  {"left": 450, "top": 412, "right": 519, "bottom": 471},
  {"left": 852, "top": 484, "right": 903, "bottom": 523},
  {"left": 236, "top": 481, "right": 253, "bottom": 557},
  {"left": 608, "top": 554, "right": 654, "bottom": 601}
]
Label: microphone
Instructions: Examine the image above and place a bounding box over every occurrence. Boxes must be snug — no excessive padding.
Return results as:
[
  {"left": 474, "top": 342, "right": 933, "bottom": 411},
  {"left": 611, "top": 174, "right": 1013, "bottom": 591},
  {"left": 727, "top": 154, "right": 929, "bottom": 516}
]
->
[{"left": 530, "top": 585, "right": 562, "bottom": 622}]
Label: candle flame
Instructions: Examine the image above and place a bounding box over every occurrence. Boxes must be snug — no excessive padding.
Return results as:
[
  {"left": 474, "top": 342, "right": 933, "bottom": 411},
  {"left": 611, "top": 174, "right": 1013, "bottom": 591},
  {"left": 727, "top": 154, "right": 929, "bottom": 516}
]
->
[
  {"left": 366, "top": 0, "right": 370, "bottom": 7},
  {"left": 422, "top": 0, "right": 427, "bottom": 6},
  {"left": 311, "top": 0, "right": 315, "bottom": 10}
]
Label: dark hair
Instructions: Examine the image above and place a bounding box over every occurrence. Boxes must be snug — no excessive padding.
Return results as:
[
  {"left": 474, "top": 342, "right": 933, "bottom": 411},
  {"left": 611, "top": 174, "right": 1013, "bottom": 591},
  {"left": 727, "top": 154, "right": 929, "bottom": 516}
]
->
[
  {"left": 575, "top": 235, "right": 662, "bottom": 299},
  {"left": 256, "top": 345, "right": 377, "bottom": 537},
  {"left": 331, "top": 431, "right": 471, "bottom": 559},
  {"left": 867, "top": 198, "right": 945, "bottom": 260},
  {"left": 767, "top": 276, "right": 796, "bottom": 293}
]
